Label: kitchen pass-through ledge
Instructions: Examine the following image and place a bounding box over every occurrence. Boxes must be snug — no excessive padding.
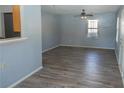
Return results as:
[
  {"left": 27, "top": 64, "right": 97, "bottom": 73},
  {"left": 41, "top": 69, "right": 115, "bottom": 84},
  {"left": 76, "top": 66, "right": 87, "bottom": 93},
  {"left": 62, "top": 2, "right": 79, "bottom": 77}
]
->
[{"left": 0, "top": 37, "right": 28, "bottom": 45}]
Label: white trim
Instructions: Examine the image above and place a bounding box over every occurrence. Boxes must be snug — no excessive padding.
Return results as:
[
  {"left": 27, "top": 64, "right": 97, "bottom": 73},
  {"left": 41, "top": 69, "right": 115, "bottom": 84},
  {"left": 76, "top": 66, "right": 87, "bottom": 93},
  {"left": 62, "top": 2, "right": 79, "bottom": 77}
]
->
[
  {"left": 114, "top": 49, "right": 121, "bottom": 72},
  {"left": 114, "top": 50, "right": 122, "bottom": 78},
  {"left": 8, "top": 66, "right": 43, "bottom": 88},
  {"left": 115, "top": 50, "right": 119, "bottom": 63},
  {"left": 60, "top": 44, "right": 115, "bottom": 50},
  {"left": 42, "top": 45, "right": 60, "bottom": 53}
]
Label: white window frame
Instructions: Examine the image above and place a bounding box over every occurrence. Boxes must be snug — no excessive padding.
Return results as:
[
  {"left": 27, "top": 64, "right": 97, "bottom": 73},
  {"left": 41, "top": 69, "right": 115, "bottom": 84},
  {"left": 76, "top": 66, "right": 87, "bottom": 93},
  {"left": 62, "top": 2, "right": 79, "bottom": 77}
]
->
[{"left": 87, "top": 20, "right": 98, "bottom": 38}]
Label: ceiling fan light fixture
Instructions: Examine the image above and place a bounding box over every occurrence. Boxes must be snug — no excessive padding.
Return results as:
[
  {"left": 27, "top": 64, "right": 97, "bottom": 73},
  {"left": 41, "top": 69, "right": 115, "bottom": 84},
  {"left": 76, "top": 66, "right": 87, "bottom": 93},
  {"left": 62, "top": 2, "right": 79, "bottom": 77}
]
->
[
  {"left": 74, "top": 9, "right": 93, "bottom": 20},
  {"left": 81, "top": 16, "right": 87, "bottom": 20}
]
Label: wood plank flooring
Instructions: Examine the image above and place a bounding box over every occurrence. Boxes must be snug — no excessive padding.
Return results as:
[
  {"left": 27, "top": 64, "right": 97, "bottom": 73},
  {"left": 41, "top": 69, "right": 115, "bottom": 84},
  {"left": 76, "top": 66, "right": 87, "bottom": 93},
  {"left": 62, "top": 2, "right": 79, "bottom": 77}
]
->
[{"left": 15, "top": 46, "right": 123, "bottom": 88}]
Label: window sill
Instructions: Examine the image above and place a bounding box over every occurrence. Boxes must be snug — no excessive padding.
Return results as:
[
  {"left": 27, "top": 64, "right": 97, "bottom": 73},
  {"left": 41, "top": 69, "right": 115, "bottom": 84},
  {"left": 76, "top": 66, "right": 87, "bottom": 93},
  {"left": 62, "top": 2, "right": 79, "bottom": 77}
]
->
[{"left": 0, "top": 37, "right": 28, "bottom": 45}]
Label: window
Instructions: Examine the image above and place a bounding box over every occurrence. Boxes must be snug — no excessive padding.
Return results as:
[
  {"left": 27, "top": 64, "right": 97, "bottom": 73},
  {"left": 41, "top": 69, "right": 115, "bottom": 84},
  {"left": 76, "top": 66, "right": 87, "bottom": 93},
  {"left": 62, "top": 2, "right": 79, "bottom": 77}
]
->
[{"left": 87, "top": 20, "right": 98, "bottom": 38}]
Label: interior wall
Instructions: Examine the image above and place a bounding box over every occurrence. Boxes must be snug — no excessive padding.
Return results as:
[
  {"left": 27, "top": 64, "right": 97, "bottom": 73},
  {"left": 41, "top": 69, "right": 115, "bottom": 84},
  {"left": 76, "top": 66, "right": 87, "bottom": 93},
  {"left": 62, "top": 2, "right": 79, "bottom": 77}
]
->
[
  {"left": 0, "top": 5, "right": 13, "bottom": 87},
  {"left": 60, "top": 13, "right": 117, "bottom": 49},
  {"left": 0, "top": 45, "right": 2, "bottom": 87},
  {"left": 41, "top": 9, "right": 60, "bottom": 52},
  {"left": 115, "top": 7, "right": 122, "bottom": 62},
  {"left": 115, "top": 6, "right": 124, "bottom": 84},
  {"left": 0, "top": 5, "right": 42, "bottom": 87}
]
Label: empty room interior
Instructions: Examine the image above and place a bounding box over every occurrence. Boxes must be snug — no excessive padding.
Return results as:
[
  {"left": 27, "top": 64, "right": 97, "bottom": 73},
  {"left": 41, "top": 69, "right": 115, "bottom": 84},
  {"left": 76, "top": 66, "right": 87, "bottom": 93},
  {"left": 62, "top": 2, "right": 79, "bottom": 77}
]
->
[{"left": 0, "top": 5, "right": 124, "bottom": 88}]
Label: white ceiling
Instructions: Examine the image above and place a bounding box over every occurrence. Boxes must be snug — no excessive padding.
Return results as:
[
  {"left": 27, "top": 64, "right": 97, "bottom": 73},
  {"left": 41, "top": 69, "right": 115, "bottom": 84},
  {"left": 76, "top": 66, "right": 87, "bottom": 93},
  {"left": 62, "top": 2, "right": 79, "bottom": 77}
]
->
[{"left": 42, "top": 5, "right": 121, "bottom": 15}]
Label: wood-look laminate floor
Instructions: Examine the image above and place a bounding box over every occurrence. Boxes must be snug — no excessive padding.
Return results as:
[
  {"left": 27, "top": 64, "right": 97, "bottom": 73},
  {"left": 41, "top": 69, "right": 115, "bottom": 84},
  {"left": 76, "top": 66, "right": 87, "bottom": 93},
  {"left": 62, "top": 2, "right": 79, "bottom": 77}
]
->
[{"left": 16, "top": 46, "right": 123, "bottom": 88}]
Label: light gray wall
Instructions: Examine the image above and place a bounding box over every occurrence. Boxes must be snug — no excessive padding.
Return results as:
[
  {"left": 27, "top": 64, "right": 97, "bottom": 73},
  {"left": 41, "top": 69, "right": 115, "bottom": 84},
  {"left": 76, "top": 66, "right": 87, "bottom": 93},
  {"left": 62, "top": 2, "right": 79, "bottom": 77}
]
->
[
  {"left": 60, "top": 13, "right": 117, "bottom": 49},
  {"left": 115, "top": 6, "right": 124, "bottom": 84},
  {"left": 0, "top": 5, "right": 42, "bottom": 87},
  {"left": 41, "top": 9, "right": 60, "bottom": 52},
  {"left": 0, "top": 45, "right": 2, "bottom": 87},
  {"left": 115, "top": 7, "right": 122, "bottom": 62}
]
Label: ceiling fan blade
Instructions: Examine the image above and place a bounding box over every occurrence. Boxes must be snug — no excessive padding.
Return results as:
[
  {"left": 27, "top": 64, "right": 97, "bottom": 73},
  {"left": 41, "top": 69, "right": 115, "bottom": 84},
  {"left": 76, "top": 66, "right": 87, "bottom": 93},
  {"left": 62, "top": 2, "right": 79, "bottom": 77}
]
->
[
  {"left": 86, "top": 14, "right": 93, "bottom": 16},
  {"left": 73, "top": 15, "right": 81, "bottom": 17}
]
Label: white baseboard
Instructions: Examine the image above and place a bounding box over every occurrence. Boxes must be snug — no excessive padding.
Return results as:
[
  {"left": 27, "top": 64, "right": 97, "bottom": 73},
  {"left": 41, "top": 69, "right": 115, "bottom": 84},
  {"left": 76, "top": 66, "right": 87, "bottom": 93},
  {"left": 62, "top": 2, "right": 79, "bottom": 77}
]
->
[
  {"left": 8, "top": 66, "right": 43, "bottom": 88},
  {"left": 60, "top": 44, "right": 115, "bottom": 50},
  {"left": 42, "top": 45, "right": 60, "bottom": 53},
  {"left": 114, "top": 50, "right": 121, "bottom": 73},
  {"left": 115, "top": 50, "right": 119, "bottom": 63},
  {"left": 42, "top": 44, "right": 114, "bottom": 53}
]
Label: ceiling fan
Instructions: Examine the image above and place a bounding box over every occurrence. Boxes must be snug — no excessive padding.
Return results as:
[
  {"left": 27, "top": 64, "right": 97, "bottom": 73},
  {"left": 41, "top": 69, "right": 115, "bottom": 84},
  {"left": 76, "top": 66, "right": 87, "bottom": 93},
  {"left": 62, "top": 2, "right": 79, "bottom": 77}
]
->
[{"left": 74, "top": 9, "right": 93, "bottom": 20}]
